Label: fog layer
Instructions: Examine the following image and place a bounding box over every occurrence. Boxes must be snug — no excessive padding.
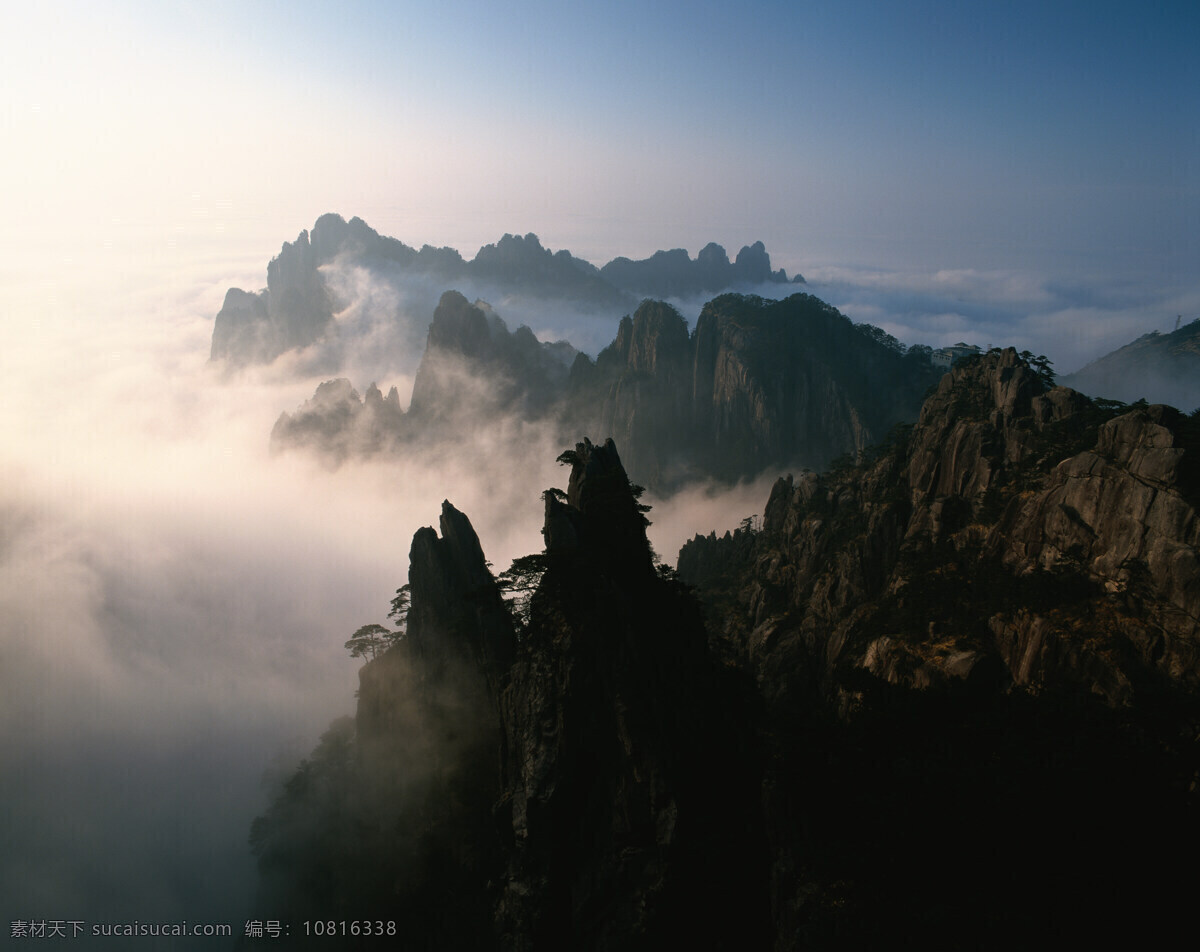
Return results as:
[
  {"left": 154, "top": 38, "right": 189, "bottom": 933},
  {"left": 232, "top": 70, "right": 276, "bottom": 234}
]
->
[
  {"left": 4, "top": 225, "right": 1197, "bottom": 946},
  {"left": 0, "top": 236, "right": 564, "bottom": 943}
]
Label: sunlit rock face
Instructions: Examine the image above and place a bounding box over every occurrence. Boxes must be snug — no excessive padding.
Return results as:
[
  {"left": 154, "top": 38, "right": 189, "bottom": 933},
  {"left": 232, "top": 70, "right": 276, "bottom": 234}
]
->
[
  {"left": 991, "top": 401, "right": 1200, "bottom": 687},
  {"left": 672, "top": 349, "right": 1200, "bottom": 944},
  {"left": 720, "top": 347, "right": 1200, "bottom": 702}
]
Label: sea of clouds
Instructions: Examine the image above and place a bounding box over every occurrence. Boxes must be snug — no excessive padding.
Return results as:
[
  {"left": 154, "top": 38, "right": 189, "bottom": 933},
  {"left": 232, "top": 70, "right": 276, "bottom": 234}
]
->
[{"left": 3, "top": 224, "right": 1195, "bottom": 946}]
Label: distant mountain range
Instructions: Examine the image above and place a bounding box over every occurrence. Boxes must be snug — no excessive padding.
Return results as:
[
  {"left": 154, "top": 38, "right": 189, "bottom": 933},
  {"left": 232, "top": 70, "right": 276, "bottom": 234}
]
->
[
  {"left": 1061, "top": 318, "right": 1200, "bottom": 410},
  {"left": 271, "top": 291, "right": 941, "bottom": 492},
  {"left": 210, "top": 213, "right": 804, "bottom": 368}
]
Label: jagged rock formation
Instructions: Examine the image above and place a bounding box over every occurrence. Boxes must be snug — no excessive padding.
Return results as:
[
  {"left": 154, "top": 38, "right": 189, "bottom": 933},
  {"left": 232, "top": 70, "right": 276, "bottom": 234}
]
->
[
  {"left": 598, "top": 240, "right": 802, "bottom": 299},
  {"left": 272, "top": 292, "right": 941, "bottom": 490},
  {"left": 699, "top": 348, "right": 1200, "bottom": 702},
  {"left": 674, "top": 522, "right": 758, "bottom": 591},
  {"left": 1061, "top": 317, "right": 1200, "bottom": 410},
  {"left": 251, "top": 501, "right": 515, "bottom": 947},
  {"left": 469, "top": 233, "right": 622, "bottom": 304},
  {"left": 407, "top": 291, "right": 576, "bottom": 429},
  {"left": 210, "top": 213, "right": 801, "bottom": 369},
  {"left": 267, "top": 378, "right": 405, "bottom": 464},
  {"left": 210, "top": 228, "right": 333, "bottom": 364},
  {"left": 568, "top": 294, "right": 941, "bottom": 486},
  {"left": 250, "top": 440, "right": 766, "bottom": 949},
  {"left": 672, "top": 349, "right": 1200, "bottom": 943},
  {"left": 496, "top": 438, "right": 768, "bottom": 948},
  {"left": 270, "top": 291, "right": 576, "bottom": 463},
  {"left": 211, "top": 215, "right": 620, "bottom": 369},
  {"left": 253, "top": 357, "right": 1200, "bottom": 946}
]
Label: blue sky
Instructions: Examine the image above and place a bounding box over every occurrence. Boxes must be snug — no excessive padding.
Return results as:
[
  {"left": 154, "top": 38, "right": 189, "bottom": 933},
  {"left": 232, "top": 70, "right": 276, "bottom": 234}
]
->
[{"left": 2, "top": 0, "right": 1197, "bottom": 363}]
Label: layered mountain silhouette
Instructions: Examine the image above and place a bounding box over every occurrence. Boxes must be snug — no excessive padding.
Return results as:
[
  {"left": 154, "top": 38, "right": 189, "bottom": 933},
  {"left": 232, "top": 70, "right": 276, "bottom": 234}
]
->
[
  {"left": 270, "top": 291, "right": 942, "bottom": 491},
  {"left": 1061, "top": 317, "right": 1200, "bottom": 410},
  {"left": 210, "top": 213, "right": 803, "bottom": 368},
  {"left": 250, "top": 355, "right": 1200, "bottom": 946}
]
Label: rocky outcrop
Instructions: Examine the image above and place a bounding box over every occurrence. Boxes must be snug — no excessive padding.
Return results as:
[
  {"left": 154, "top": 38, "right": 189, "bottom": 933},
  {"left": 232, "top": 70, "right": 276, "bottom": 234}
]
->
[
  {"left": 675, "top": 523, "right": 758, "bottom": 591},
  {"left": 252, "top": 441, "right": 769, "bottom": 948},
  {"left": 273, "top": 290, "right": 940, "bottom": 493},
  {"left": 255, "top": 412, "right": 1200, "bottom": 947},
  {"left": 578, "top": 302, "right": 695, "bottom": 489},
  {"left": 728, "top": 349, "right": 1200, "bottom": 699},
  {"left": 250, "top": 501, "right": 515, "bottom": 947},
  {"left": 599, "top": 240, "right": 803, "bottom": 299},
  {"left": 211, "top": 213, "right": 805, "bottom": 369},
  {"left": 733, "top": 240, "right": 776, "bottom": 285},
  {"left": 990, "top": 402, "right": 1200, "bottom": 687},
  {"left": 901, "top": 347, "right": 1091, "bottom": 541},
  {"left": 209, "top": 287, "right": 268, "bottom": 362},
  {"left": 356, "top": 501, "right": 514, "bottom": 766},
  {"left": 210, "top": 228, "right": 332, "bottom": 365},
  {"left": 404, "top": 501, "right": 517, "bottom": 678},
  {"left": 496, "top": 438, "right": 768, "bottom": 949},
  {"left": 672, "top": 349, "right": 1200, "bottom": 943},
  {"left": 266, "top": 228, "right": 333, "bottom": 350},
  {"left": 269, "top": 378, "right": 405, "bottom": 464},
  {"left": 569, "top": 293, "right": 942, "bottom": 488},
  {"left": 408, "top": 291, "right": 576, "bottom": 427},
  {"left": 470, "top": 233, "right": 625, "bottom": 307},
  {"left": 270, "top": 291, "right": 577, "bottom": 460}
]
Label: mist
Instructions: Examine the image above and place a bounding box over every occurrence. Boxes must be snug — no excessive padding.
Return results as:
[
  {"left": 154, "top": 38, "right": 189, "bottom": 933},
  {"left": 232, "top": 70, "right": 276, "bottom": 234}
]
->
[
  {"left": 5, "top": 215, "right": 1198, "bottom": 947},
  {"left": 255, "top": 233, "right": 1200, "bottom": 425},
  {"left": 803, "top": 263, "right": 1200, "bottom": 379},
  {"left": 2, "top": 219, "right": 791, "bottom": 947},
  {"left": 241, "top": 246, "right": 627, "bottom": 388},
  {"left": 0, "top": 235, "right": 583, "bottom": 946}
]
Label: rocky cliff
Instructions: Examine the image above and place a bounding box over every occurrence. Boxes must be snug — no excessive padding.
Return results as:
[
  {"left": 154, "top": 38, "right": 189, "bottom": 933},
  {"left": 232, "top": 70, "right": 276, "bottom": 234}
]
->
[
  {"left": 252, "top": 356, "right": 1200, "bottom": 946},
  {"left": 675, "top": 348, "right": 1200, "bottom": 943},
  {"left": 211, "top": 227, "right": 333, "bottom": 364},
  {"left": 568, "top": 293, "right": 941, "bottom": 487},
  {"left": 704, "top": 348, "right": 1200, "bottom": 702},
  {"left": 269, "top": 291, "right": 576, "bottom": 463},
  {"left": 272, "top": 291, "right": 941, "bottom": 491},
  {"left": 250, "top": 440, "right": 766, "bottom": 949}
]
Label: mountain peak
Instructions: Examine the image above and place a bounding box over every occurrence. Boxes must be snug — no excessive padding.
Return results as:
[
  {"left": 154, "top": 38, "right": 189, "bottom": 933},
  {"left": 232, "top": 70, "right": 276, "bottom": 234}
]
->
[
  {"left": 407, "top": 500, "right": 514, "bottom": 674},
  {"left": 543, "top": 438, "right": 655, "bottom": 579},
  {"left": 211, "top": 214, "right": 808, "bottom": 369}
]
